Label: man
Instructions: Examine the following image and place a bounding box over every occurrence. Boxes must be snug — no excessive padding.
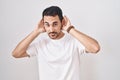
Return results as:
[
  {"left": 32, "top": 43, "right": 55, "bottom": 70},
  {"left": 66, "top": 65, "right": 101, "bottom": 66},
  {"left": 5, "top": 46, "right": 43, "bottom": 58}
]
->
[{"left": 12, "top": 6, "right": 100, "bottom": 80}]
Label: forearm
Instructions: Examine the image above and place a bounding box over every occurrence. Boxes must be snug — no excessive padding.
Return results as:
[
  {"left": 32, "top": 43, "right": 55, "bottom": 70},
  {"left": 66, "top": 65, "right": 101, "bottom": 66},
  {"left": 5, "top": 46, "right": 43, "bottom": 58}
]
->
[
  {"left": 69, "top": 28, "right": 100, "bottom": 53},
  {"left": 12, "top": 30, "right": 41, "bottom": 57}
]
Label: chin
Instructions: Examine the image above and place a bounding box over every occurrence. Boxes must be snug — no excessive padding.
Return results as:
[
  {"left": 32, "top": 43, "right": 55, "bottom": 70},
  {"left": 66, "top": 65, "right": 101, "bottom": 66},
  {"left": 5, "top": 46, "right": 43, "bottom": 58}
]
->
[{"left": 49, "top": 36, "right": 57, "bottom": 39}]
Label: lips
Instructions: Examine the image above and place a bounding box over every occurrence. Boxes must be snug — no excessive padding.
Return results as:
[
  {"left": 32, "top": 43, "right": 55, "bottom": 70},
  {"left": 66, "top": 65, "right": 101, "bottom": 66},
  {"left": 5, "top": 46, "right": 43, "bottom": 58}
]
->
[
  {"left": 49, "top": 32, "right": 57, "bottom": 35},
  {"left": 50, "top": 34, "right": 56, "bottom": 37},
  {"left": 48, "top": 32, "right": 58, "bottom": 39}
]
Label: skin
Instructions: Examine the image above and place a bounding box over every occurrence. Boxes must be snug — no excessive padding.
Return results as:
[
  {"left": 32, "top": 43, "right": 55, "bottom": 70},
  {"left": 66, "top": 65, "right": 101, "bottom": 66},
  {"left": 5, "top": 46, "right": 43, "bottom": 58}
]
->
[
  {"left": 43, "top": 15, "right": 64, "bottom": 39},
  {"left": 12, "top": 15, "right": 100, "bottom": 58}
]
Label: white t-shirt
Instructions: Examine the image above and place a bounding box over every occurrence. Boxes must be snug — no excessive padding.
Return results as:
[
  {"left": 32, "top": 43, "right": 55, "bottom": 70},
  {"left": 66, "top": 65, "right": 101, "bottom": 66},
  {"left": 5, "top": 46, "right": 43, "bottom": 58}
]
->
[{"left": 27, "top": 33, "right": 85, "bottom": 80}]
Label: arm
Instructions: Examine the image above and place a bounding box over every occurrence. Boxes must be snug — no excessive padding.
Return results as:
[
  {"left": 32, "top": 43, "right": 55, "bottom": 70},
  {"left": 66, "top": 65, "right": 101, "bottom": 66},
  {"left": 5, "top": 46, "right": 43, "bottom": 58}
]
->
[
  {"left": 12, "top": 19, "right": 45, "bottom": 58},
  {"left": 62, "top": 16, "right": 100, "bottom": 53},
  {"left": 69, "top": 28, "right": 100, "bottom": 53}
]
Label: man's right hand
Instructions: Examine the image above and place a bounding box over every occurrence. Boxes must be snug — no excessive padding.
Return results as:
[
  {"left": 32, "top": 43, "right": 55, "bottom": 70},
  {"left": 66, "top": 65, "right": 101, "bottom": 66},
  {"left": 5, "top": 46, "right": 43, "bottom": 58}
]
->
[
  {"left": 12, "top": 19, "right": 46, "bottom": 58},
  {"left": 34, "top": 19, "right": 46, "bottom": 33}
]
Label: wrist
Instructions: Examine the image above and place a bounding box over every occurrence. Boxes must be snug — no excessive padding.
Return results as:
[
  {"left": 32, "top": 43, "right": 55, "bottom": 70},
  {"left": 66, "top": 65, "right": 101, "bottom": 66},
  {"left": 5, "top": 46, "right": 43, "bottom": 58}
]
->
[
  {"left": 34, "top": 28, "right": 46, "bottom": 34},
  {"left": 67, "top": 26, "right": 75, "bottom": 33},
  {"left": 33, "top": 29, "right": 41, "bottom": 34}
]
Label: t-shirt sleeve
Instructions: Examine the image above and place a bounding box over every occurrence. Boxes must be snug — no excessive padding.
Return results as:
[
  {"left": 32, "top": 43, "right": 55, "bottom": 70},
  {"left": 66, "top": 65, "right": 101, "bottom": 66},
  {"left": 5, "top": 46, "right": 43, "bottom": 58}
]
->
[
  {"left": 75, "top": 39, "right": 86, "bottom": 55},
  {"left": 26, "top": 42, "right": 38, "bottom": 57}
]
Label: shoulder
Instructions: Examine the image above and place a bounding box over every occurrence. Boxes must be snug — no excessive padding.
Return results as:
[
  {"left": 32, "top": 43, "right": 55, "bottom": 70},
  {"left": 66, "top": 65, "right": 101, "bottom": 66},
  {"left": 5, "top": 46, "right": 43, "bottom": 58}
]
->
[
  {"left": 65, "top": 33, "right": 83, "bottom": 46},
  {"left": 38, "top": 37, "right": 49, "bottom": 44},
  {"left": 64, "top": 33, "right": 76, "bottom": 42},
  {"left": 37, "top": 33, "right": 49, "bottom": 41},
  {"left": 65, "top": 32, "right": 75, "bottom": 39},
  {"left": 31, "top": 33, "right": 49, "bottom": 46}
]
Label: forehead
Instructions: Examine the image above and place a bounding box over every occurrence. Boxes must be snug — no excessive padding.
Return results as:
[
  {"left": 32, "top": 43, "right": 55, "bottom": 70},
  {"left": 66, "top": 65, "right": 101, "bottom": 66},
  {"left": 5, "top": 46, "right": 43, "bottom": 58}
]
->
[{"left": 43, "top": 15, "right": 60, "bottom": 23}]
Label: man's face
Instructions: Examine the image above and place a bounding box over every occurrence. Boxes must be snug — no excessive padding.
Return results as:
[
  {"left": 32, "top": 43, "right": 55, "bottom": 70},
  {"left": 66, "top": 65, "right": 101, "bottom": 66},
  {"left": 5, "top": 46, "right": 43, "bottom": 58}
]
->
[{"left": 43, "top": 15, "right": 63, "bottom": 39}]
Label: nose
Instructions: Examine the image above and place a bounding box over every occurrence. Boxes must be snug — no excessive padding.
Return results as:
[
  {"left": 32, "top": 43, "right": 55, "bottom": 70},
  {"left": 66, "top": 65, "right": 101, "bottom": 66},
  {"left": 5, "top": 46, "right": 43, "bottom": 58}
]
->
[{"left": 49, "top": 26, "right": 54, "bottom": 32}]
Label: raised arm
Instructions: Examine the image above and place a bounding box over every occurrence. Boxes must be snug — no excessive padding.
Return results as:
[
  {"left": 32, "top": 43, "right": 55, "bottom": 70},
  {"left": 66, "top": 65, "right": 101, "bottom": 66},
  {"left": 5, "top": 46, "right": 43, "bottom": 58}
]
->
[
  {"left": 69, "top": 28, "right": 100, "bottom": 53},
  {"left": 12, "top": 19, "right": 45, "bottom": 58},
  {"left": 62, "top": 16, "right": 100, "bottom": 53}
]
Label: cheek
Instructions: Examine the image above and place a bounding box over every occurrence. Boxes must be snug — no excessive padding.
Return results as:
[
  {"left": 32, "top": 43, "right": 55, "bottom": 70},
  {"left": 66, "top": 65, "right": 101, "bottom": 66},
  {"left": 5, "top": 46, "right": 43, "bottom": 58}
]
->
[
  {"left": 56, "top": 27, "right": 62, "bottom": 31},
  {"left": 59, "top": 26, "right": 63, "bottom": 31},
  {"left": 57, "top": 24, "right": 62, "bottom": 29},
  {"left": 44, "top": 27, "right": 49, "bottom": 32}
]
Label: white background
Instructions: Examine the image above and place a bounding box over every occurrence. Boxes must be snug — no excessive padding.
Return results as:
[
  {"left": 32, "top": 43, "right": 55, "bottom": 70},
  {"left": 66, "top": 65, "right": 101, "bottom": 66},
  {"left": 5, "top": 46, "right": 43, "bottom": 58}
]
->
[{"left": 0, "top": 0, "right": 120, "bottom": 80}]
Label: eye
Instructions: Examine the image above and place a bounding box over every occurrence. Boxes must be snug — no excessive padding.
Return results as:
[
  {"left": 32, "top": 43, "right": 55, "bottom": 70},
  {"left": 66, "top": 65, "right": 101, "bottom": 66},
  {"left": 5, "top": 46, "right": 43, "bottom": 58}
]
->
[
  {"left": 44, "top": 23, "right": 49, "bottom": 27},
  {"left": 53, "top": 23, "right": 58, "bottom": 27}
]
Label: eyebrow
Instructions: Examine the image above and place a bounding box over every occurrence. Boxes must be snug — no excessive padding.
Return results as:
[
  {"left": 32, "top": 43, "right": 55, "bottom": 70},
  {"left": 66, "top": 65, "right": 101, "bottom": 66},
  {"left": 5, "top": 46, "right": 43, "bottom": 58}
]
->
[
  {"left": 53, "top": 21, "right": 58, "bottom": 24},
  {"left": 44, "top": 21, "right": 58, "bottom": 24},
  {"left": 44, "top": 22, "right": 48, "bottom": 24}
]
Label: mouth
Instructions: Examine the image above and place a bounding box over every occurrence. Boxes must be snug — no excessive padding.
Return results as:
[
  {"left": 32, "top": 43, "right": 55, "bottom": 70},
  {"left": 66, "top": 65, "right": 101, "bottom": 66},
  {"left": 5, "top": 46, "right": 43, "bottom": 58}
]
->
[
  {"left": 48, "top": 32, "right": 58, "bottom": 39},
  {"left": 49, "top": 32, "right": 57, "bottom": 35}
]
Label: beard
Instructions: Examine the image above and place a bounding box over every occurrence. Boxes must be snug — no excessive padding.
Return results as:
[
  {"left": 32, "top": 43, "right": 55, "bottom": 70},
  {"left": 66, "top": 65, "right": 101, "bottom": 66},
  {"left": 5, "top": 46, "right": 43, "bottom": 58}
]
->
[{"left": 48, "top": 31, "right": 61, "bottom": 39}]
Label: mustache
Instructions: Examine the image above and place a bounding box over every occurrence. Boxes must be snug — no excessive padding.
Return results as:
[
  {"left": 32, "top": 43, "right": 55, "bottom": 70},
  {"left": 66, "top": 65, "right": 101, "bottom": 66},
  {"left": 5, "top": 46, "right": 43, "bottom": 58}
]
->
[{"left": 49, "top": 32, "right": 57, "bottom": 34}]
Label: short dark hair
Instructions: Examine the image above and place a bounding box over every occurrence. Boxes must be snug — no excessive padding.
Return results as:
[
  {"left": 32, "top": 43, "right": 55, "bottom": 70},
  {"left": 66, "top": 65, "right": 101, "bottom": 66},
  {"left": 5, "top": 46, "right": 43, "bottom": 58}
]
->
[{"left": 42, "top": 6, "right": 63, "bottom": 22}]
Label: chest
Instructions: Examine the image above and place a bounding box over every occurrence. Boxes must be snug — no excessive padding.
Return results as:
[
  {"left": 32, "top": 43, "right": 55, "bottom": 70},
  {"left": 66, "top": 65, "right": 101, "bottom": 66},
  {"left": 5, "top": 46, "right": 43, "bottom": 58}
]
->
[{"left": 37, "top": 41, "right": 77, "bottom": 64}]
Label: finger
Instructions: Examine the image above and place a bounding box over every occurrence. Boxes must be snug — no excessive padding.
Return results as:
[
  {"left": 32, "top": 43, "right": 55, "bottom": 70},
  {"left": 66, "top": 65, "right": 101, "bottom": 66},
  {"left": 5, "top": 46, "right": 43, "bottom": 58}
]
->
[
  {"left": 64, "top": 16, "right": 71, "bottom": 26},
  {"left": 64, "top": 16, "right": 68, "bottom": 22},
  {"left": 63, "top": 16, "right": 68, "bottom": 26},
  {"left": 39, "top": 19, "right": 44, "bottom": 26},
  {"left": 38, "top": 18, "right": 43, "bottom": 23}
]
